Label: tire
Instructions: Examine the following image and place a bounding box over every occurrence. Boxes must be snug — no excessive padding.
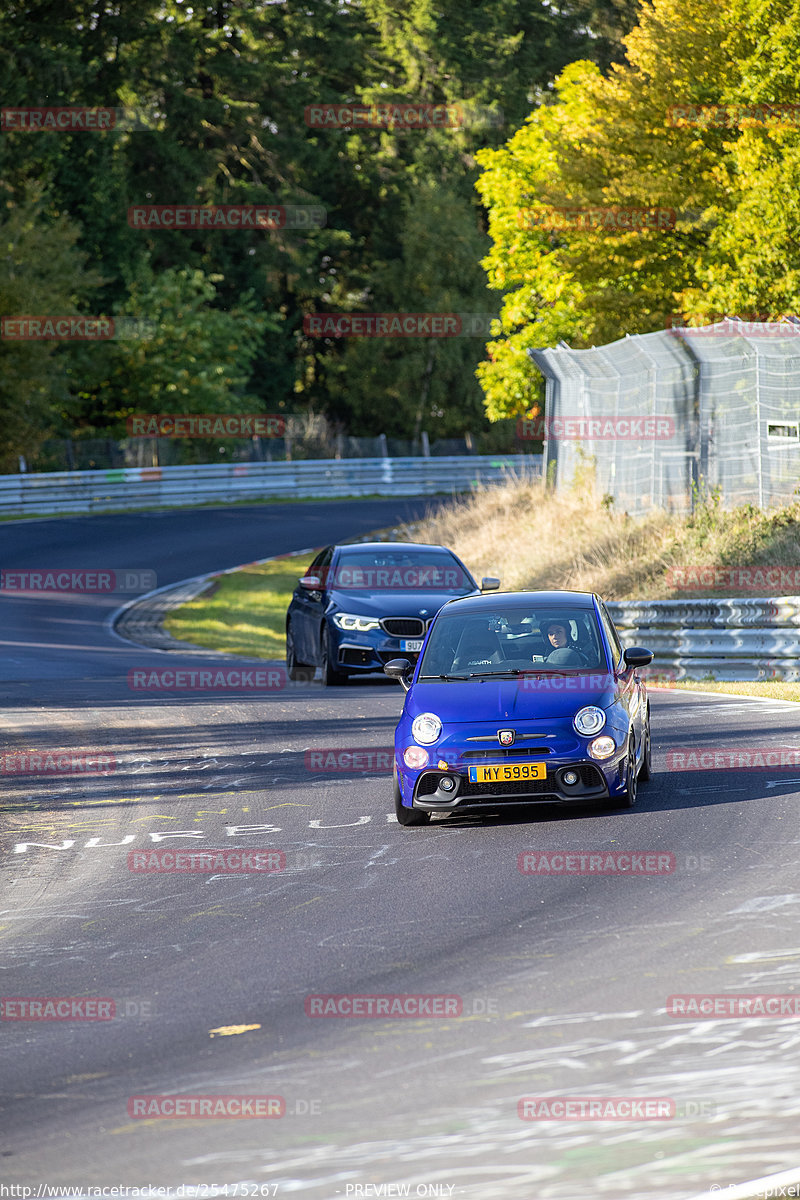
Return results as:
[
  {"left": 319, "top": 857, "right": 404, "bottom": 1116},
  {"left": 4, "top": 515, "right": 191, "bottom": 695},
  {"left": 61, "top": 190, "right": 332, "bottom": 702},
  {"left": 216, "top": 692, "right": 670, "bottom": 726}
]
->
[
  {"left": 616, "top": 737, "right": 638, "bottom": 808},
  {"left": 639, "top": 712, "right": 652, "bottom": 782},
  {"left": 320, "top": 624, "right": 347, "bottom": 687},
  {"left": 393, "top": 765, "right": 430, "bottom": 826},
  {"left": 286, "top": 621, "right": 312, "bottom": 682}
]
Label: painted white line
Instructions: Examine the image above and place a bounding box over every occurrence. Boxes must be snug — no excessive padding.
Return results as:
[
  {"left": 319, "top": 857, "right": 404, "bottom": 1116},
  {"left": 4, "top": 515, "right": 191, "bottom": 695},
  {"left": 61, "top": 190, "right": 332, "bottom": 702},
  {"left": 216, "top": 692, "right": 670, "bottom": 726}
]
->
[{"left": 664, "top": 687, "right": 800, "bottom": 706}]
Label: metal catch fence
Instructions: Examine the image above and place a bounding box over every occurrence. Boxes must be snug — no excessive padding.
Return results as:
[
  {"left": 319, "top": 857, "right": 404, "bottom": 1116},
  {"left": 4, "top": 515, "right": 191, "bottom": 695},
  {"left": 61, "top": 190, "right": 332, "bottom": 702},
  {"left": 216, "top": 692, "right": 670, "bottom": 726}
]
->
[{"left": 530, "top": 319, "right": 800, "bottom": 513}]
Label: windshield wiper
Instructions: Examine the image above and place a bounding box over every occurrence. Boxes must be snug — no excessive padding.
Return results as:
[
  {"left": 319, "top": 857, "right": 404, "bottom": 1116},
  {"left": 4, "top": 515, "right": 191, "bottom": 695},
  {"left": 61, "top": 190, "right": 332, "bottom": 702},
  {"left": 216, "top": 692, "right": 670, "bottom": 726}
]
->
[
  {"left": 467, "top": 668, "right": 572, "bottom": 679},
  {"left": 419, "top": 673, "right": 470, "bottom": 681}
]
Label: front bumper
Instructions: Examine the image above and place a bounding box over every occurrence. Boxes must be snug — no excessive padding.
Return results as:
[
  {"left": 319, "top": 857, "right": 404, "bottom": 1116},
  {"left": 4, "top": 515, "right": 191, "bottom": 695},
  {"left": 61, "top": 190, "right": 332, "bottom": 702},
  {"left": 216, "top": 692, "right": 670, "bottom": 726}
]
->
[
  {"left": 409, "top": 758, "right": 615, "bottom": 810},
  {"left": 332, "top": 630, "right": 426, "bottom": 673}
]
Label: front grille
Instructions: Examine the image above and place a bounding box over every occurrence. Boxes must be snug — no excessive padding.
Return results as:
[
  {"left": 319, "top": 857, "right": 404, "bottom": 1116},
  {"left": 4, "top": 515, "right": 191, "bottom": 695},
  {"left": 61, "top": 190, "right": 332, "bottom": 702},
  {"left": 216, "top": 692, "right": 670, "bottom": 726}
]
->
[
  {"left": 418, "top": 772, "right": 448, "bottom": 797},
  {"left": 417, "top": 763, "right": 606, "bottom": 802},
  {"left": 462, "top": 747, "right": 553, "bottom": 760},
  {"left": 381, "top": 617, "right": 425, "bottom": 637},
  {"left": 461, "top": 777, "right": 556, "bottom": 798},
  {"left": 573, "top": 763, "right": 605, "bottom": 788}
]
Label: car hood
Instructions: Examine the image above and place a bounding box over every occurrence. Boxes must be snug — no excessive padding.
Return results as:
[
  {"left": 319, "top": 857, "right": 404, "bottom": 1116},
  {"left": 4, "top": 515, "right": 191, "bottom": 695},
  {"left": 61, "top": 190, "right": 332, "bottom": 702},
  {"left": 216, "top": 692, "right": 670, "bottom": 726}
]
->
[
  {"left": 407, "top": 676, "right": 618, "bottom": 721},
  {"left": 327, "top": 589, "right": 474, "bottom": 618}
]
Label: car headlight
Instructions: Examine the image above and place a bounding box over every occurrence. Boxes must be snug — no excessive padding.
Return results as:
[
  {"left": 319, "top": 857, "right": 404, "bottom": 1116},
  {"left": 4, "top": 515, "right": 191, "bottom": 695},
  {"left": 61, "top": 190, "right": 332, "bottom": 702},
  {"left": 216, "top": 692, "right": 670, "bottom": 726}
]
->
[
  {"left": 332, "top": 612, "right": 382, "bottom": 632},
  {"left": 574, "top": 706, "right": 606, "bottom": 736},
  {"left": 588, "top": 735, "right": 616, "bottom": 760},
  {"left": 403, "top": 746, "right": 429, "bottom": 769},
  {"left": 411, "top": 712, "right": 442, "bottom": 745}
]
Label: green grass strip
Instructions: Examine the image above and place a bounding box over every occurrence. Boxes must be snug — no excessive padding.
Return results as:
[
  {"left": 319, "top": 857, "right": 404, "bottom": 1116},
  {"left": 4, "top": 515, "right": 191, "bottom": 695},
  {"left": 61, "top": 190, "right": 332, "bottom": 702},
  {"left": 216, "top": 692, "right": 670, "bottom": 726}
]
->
[{"left": 163, "top": 550, "right": 315, "bottom": 660}]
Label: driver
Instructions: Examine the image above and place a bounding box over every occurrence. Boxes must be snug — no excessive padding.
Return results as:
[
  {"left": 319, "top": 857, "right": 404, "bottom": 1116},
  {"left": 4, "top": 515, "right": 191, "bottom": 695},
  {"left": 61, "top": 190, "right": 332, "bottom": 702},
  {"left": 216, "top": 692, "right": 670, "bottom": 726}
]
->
[{"left": 541, "top": 619, "right": 584, "bottom": 666}]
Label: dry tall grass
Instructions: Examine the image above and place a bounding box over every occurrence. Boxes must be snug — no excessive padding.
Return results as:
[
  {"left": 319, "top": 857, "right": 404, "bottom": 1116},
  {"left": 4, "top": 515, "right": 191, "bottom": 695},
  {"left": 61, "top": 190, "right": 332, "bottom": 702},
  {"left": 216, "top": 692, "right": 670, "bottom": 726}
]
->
[{"left": 402, "top": 475, "right": 800, "bottom": 601}]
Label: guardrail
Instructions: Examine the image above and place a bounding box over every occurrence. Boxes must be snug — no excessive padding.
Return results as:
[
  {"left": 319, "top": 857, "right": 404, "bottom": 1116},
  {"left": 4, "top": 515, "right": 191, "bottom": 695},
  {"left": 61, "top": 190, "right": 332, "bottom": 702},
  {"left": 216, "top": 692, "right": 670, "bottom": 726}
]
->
[
  {"left": 0, "top": 455, "right": 541, "bottom": 517},
  {"left": 607, "top": 596, "right": 800, "bottom": 681}
]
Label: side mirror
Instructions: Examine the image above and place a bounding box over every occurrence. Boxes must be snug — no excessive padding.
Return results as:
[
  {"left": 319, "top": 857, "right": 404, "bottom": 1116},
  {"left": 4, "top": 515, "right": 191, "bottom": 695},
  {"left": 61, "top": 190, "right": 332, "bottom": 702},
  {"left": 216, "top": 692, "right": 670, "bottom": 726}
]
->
[
  {"left": 299, "top": 574, "right": 322, "bottom": 591},
  {"left": 623, "top": 646, "right": 654, "bottom": 669},
  {"left": 481, "top": 577, "right": 501, "bottom": 591},
  {"left": 384, "top": 657, "right": 413, "bottom": 691}
]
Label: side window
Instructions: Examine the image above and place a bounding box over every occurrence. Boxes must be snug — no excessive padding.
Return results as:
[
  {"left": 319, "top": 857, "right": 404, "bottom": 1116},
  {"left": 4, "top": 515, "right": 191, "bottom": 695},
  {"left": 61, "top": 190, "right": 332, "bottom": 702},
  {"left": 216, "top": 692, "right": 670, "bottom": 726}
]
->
[
  {"left": 308, "top": 549, "right": 327, "bottom": 572},
  {"left": 599, "top": 605, "right": 623, "bottom": 667},
  {"left": 305, "top": 547, "right": 332, "bottom": 586}
]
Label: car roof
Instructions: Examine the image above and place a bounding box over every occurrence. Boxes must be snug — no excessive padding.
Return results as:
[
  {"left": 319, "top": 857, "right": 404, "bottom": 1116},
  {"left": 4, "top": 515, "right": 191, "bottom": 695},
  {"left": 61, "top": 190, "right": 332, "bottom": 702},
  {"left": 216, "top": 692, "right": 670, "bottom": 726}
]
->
[
  {"left": 333, "top": 541, "right": 453, "bottom": 554},
  {"left": 438, "top": 589, "right": 598, "bottom": 612}
]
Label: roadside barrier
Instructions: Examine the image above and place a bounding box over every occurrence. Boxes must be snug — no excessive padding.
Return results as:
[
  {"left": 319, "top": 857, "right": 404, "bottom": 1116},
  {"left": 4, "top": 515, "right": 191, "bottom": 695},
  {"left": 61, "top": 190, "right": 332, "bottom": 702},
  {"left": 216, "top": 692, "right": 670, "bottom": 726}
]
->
[
  {"left": 0, "top": 455, "right": 541, "bottom": 517},
  {"left": 608, "top": 597, "right": 800, "bottom": 681}
]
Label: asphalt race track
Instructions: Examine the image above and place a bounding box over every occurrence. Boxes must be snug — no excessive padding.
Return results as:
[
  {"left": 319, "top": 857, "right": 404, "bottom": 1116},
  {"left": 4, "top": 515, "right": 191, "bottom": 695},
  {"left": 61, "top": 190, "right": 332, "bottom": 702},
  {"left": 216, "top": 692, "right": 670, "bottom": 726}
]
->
[{"left": 2, "top": 499, "right": 800, "bottom": 1199}]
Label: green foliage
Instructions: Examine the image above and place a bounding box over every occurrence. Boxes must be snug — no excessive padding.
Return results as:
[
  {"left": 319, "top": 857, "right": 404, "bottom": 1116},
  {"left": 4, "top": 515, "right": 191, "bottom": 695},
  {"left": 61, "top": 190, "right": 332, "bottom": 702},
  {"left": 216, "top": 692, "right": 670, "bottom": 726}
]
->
[
  {"left": 0, "top": 192, "right": 105, "bottom": 471},
  {"left": 0, "top": 0, "right": 646, "bottom": 463},
  {"left": 476, "top": 0, "right": 800, "bottom": 420},
  {"left": 95, "top": 266, "right": 278, "bottom": 428}
]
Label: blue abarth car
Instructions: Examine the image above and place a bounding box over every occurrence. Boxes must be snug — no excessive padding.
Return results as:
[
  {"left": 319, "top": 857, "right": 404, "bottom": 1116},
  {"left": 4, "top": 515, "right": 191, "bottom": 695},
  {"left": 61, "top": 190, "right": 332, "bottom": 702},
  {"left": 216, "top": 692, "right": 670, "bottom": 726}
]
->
[
  {"left": 285, "top": 542, "right": 499, "bottom": 685},
  {"left": 385, "top": 590, "right": 653, "bottom": 825}
]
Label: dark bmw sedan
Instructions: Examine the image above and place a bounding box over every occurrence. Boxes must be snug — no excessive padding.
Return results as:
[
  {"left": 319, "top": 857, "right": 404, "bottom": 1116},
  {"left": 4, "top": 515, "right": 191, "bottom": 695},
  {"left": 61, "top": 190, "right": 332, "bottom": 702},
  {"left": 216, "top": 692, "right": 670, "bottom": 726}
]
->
[{"left": 285, "top": 542, "right": 499, "bottom": 685}]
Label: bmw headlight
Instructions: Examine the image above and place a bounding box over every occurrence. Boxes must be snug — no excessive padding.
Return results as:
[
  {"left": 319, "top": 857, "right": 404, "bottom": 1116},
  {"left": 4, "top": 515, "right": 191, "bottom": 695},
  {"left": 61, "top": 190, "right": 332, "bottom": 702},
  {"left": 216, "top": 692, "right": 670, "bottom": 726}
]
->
[
  {"left": 332, "top": 613, "right": 381, "bottom": 632},
  {"left": 411, "top": 712, "right": 442, "bottom": 745},
  {"left": 574, "top": 706, "right": 606, "bottom": 736}
]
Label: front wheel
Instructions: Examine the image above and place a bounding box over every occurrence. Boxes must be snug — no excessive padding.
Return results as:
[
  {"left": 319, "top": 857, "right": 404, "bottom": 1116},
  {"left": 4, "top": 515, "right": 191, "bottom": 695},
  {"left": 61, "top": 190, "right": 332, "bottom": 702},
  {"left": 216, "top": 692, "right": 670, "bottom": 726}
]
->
[
  {"left": 616, "top": 737, "right": 638, "bottom": 808},
  {"left": 638, "top": 714, "right": 652, "bottom": 781},
  {"left": 320, "top": 624, "right": 347, "bottom": 687},
  {"left": 286, "top": 621, "right": 312, "bottom": 682},
  {"left": 393, "top": 766, "right": 430, "bottom": 826}
]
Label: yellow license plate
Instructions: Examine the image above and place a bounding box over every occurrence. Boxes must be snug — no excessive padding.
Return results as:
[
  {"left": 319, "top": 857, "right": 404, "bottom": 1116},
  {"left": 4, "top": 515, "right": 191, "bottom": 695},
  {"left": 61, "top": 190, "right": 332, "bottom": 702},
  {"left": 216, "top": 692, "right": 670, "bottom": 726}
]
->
[{"left": 468, "top": 762, "right": 546, "bottom": 783}]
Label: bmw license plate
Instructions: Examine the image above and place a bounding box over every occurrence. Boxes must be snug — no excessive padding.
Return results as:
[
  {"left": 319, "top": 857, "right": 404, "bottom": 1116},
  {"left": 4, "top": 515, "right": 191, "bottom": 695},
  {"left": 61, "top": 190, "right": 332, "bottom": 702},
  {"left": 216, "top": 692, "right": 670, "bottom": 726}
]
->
[
  {"left": 468, "top": 763, "right": 546, "bottom": 782},
  {"left": 400, "top": 639, "right": 423, "bottom": 652}
]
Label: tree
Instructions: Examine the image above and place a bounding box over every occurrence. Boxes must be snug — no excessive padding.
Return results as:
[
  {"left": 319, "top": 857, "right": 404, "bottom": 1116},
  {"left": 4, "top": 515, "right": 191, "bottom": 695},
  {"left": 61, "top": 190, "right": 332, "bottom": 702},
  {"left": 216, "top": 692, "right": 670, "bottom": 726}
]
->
[
  {"left": 474, "top": 0, "right": 737, "bottom": 419},
  {"left": 90, "top": 266, "right": 277, "bottom": 434},
  {"left": 0, "top": 193, "right": 105, "bottom": 471}
]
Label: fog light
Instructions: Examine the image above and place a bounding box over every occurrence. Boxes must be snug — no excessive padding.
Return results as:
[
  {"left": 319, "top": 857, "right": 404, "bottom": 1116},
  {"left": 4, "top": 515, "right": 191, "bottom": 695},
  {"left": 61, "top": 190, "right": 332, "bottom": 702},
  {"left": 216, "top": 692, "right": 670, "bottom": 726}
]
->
[
  {"left": 589, "top": 735, "right": 616, "bottom": 760},
  {"left": 403, "top": 746, "right": 429, "bottom": 769},
  {"left": 439, "top": 776, "right": 455, "bottom": 792},
  {"left": 562, "top": 770, "right": 579, "bottom": 785}
]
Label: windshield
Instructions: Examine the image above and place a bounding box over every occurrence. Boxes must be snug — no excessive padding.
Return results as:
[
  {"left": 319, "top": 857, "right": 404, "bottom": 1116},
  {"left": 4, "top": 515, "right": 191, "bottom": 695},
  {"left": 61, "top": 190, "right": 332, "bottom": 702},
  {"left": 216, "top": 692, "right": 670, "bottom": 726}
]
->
[
  {"left": 418, "top": 606, "right": 608, "bottom": 676},
  {"left": 328, "top": 548, "right": 474, "bottom": 592}
]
